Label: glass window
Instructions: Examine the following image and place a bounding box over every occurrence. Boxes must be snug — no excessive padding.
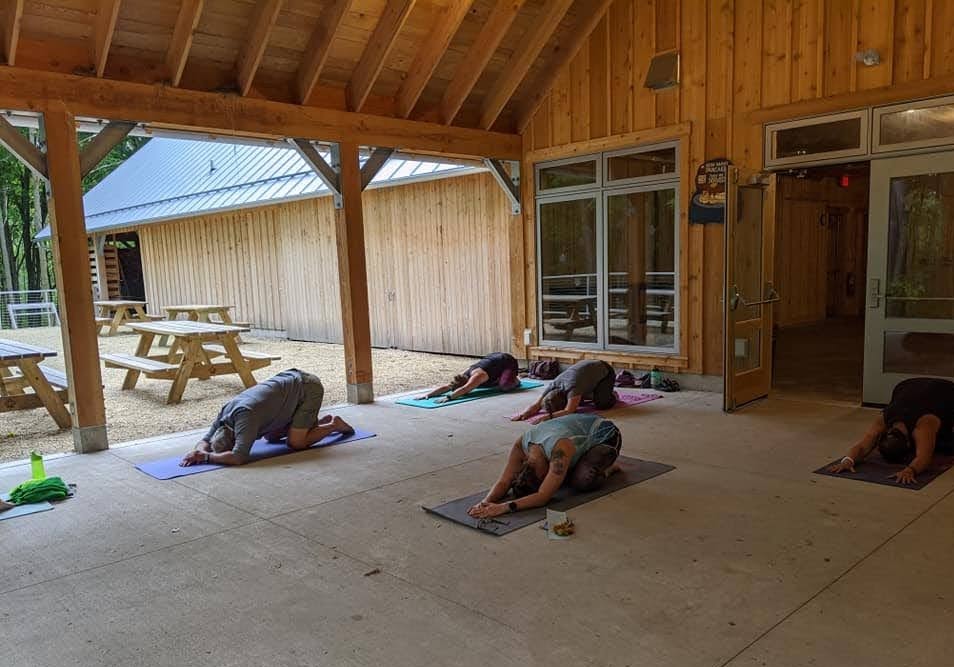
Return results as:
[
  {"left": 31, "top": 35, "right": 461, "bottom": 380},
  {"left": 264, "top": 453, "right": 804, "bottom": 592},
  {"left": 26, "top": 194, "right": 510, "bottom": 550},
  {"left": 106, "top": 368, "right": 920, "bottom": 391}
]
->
[
  {"left": 606, "top": 188, "right": 676, "bottom": 349},
  {"left": 536, "top": 142, "right": 680, "bottom": 352},
  {"left": 764, "top": 110, "right": 869, "bottom": 167},
  {"left": 874, "top": 96, "right": 954, "bottom": 152},
  {"left": 537, "top": 159, "right": 597, "bottom": 192},
  {"left": 539, "top": 197, "right": 599, "bottom": 344},
  {"left": 885, "top": 172, "right": 954, "bottom": 319},
  {"left": 606, "top": 146, "right": 677, "bottom": 183},
  {"left": 883, "top": 332, "right": 954, "bottom": 376}
]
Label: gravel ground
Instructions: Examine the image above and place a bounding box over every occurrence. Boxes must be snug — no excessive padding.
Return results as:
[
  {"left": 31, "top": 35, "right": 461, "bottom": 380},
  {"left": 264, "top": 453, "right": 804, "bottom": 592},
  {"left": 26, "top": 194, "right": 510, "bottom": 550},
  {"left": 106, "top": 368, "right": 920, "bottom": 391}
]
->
[{"left": 0, "top": 327, "right": 472, "bottom": 462}]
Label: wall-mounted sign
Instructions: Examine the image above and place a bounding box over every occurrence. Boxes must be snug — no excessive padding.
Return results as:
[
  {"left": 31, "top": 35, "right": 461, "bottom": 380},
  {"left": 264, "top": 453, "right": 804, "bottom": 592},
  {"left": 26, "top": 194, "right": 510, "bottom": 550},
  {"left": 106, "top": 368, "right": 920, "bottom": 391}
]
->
[{"left": 689, "top": 158, "right": 730, "bottom": 224}]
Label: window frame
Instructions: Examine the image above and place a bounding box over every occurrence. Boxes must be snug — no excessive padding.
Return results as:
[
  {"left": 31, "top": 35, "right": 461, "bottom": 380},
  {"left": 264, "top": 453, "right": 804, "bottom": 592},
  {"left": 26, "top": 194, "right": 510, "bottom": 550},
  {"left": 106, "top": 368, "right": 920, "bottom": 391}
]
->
[
  {"left": 872, "top": 94, "right": 954, "bottom": 155},
  {"left": 763, "top": 109, "right": 870, "bottom": 168},
  {"left": 534, "top": 153, "right": 601, "bottom": 197},
  {"left": 534, "top": 141, "right": 681, "bottom": 354}
]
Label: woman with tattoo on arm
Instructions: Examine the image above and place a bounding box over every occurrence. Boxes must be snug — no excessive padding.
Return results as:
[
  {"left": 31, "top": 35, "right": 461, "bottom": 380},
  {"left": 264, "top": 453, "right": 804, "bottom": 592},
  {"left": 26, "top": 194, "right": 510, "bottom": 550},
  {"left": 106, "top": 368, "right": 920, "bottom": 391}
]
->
[{"left": 467, "top": 414, "right": 623, "bottom": 518}]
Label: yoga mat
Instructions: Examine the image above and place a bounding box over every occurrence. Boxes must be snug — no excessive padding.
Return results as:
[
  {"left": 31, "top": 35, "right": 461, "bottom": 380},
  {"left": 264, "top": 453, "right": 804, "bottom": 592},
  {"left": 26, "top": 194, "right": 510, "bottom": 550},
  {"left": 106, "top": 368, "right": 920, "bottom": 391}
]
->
[
  {"left": 0, "top": 493, "right": 53, "bottom": 522},
  {"left": 396, "top": 379, "right": 544, "bottom": 409},
  {"left": 135, "top": 428, "right": 377, "bottom": 480},
  {"left": 813, "top": 453, "right": 954, "bottom": 490},
  {"left": 511, "top": 390, "right": 662, "bottom": 424},
  {"left": 423, "top": 456, "right": 675, "bottom": 536}
]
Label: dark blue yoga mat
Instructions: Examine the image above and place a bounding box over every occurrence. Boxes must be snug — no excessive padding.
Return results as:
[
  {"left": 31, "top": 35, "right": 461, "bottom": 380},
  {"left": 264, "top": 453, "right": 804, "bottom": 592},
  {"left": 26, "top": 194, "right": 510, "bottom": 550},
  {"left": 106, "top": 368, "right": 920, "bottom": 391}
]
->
[
  {"left": 135, "top": 428, "right": 376, "bottom": 480},
  {"left": 395, "top": 379, "right": 544, "bottom": 409}
]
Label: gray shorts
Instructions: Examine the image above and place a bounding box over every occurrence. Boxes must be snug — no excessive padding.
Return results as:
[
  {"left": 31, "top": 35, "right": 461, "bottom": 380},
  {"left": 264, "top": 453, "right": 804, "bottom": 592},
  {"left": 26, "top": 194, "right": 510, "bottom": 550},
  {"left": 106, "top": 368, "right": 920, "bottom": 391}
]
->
[{"left": 291, "top": 371, "right": 324, "bottom": 430}]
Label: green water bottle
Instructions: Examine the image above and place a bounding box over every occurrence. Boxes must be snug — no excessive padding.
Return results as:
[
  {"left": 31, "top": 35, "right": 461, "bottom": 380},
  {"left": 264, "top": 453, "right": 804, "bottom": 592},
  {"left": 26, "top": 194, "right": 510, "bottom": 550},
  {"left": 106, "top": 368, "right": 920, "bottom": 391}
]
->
[
  {"left": 30, "top": 451, "right": 46, "bottom": 480},
  {"left": 650, "top": 366, "right": 662, "bottom": 389}
]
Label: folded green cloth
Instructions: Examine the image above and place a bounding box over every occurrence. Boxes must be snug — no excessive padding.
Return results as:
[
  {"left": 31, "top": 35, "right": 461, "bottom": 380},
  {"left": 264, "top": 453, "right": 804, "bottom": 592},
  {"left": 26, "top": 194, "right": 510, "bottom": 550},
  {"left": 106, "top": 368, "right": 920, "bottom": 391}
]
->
[{"left": 8, "top": 476, "right": 69, "bottom": 505}]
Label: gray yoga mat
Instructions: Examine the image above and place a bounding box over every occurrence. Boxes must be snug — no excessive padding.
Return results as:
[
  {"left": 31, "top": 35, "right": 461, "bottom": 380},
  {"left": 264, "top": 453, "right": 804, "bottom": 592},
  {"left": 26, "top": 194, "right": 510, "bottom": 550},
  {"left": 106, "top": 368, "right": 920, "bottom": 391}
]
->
[
  {"left": 0, "top": 493, "right": 53, "bottom": 522},
  {"left": 423, "top": 456, "right": 675, "bottom": 536},
  {"left": 814, "top": 453, "right": 954, "bottom": 490}
]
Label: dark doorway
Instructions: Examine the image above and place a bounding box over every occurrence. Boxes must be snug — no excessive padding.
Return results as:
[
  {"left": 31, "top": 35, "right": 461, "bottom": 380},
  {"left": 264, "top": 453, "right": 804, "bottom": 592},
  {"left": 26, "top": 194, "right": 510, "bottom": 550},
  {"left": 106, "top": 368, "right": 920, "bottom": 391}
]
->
[{"left": 110, "top": 232, "right": 145, "bottom": 300}]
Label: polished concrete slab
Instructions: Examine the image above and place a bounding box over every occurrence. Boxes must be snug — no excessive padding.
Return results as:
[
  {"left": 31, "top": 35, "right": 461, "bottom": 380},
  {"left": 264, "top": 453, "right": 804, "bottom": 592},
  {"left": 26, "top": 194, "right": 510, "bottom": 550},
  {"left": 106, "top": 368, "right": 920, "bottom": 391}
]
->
[{"left": 1, "top": 388, "right": 951, "bottom": 666}]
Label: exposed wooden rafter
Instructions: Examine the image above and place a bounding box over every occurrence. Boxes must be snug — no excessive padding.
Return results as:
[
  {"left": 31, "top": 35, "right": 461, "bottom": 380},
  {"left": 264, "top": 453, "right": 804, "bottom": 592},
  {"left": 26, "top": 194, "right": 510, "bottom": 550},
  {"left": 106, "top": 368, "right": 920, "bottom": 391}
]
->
[
  {"left": 0, "top": 67, "right": 522, "bottom": 159},
  {"left": 360, "top": 147, "right": 394, "bottom": 189},
  {"left": 165, "top": 0, "right": 205, "bottom": 86},
  {"left": 1, "top": 0, "right": 23, "bottom": 66},
  {"left": 515, "top": 0, "right": 614, "bottom": 132},
  {"left": 236, "top": 0, "right": 285, "bottom": 96},
  {"left": 440, "top": 0, "right": 525, "bottom": 125},
  {"left": 289, "top": 138, "right": 341, "bottom": 199},
  {"left": 395, "top": 0, "right": 473, "bottom": 118},
  {"left": 347, "top": 0, "right": 416, "bottom": 112},
  {"left": 79, "top": 121, "right": 136, "bottom": 178},
  {"left": 297, "top": 0, "right": 353, "bottom": 104},
  {"left": 478, "top": 0, "right": 572, "bottom": 130},
  {"left": 92, "top": 0, "right": 123, "bottom": 77},
  {"left": 0, "top": 113, "right": 47, "bottom": 179}
]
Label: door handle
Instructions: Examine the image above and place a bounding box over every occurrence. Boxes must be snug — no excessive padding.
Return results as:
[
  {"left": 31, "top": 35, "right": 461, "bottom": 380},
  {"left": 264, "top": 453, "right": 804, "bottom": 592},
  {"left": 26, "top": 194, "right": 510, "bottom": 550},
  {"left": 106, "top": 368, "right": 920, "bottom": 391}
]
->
[
  {"left": 729, "top": 284, "right": 781, "bottom": 310},
  {"left": 869, "top": 278, "right": 882, "bottom": 308}
]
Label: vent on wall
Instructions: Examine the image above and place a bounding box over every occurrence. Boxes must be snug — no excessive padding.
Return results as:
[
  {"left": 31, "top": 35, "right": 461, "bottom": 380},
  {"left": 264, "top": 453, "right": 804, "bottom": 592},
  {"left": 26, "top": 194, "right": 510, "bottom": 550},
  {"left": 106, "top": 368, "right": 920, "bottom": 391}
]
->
[{"left": 645, "top": 51, "right": 680, "bottom": 91}]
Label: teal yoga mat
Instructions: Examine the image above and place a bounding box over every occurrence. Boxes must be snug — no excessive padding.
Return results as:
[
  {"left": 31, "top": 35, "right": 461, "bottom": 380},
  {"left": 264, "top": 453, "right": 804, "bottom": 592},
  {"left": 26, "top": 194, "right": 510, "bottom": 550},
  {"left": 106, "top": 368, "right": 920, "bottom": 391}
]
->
[{"left": 395, "top": 379, "right": 544, "bottom": 409}]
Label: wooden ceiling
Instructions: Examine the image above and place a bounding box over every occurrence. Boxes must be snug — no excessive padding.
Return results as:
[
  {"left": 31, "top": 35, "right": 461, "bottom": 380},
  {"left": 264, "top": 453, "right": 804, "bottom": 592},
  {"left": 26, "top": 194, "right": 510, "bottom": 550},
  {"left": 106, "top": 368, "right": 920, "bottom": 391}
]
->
[{"left": 1, "top": 0, "right": 611, "bottom": 136}]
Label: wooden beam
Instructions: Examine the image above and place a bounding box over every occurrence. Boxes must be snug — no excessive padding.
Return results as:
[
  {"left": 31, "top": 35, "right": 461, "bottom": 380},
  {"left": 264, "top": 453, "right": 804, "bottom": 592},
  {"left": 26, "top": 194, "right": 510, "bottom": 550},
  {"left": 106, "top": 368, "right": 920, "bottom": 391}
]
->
[
  {"left": 483, "top": 158, "right": 520, "bottom": 214},
  {"left": 92, "top": 0, "right": 122, "bottom": 77},
  {"left": 165, "top": 0, "right": 205, "bottom": 86},
  {"left": 440, "top": 0, "right": 525, "bottom": 125},
  {"left": 1, "top": 0, "right": 23, "bottom": 66},
  {"left": 515, "top": 0, "right": 614, "bottom": 132},
  {"left": 396, "top": 0, "right": 473, "bottom": 118},
  {"left": 297, "top": 0, "right": 352, "bottom": 104},
  {"left": 236, "top": 0, "right": 285, "bottom": 96},
  {"left": 334, "top": 142, "right": 374, "bottom": 403},
  {"left": 0, "top": 113, "right": 47, "bottom": 179},
  {"left": 0, "top": 66, "right": 522, "bottom": 159},
  {"left": 347, "top": 0, "right": 416, "bottom": 112},
  {"left": 42, "top": 103, "right": 108, "bottom": 452},
  {"left": 289, "top": 138, "right": 340, "bottom": 196},
  {"left": 360, "top": 147, "right": 394, "bottom": 190},
  {"left": 478, "top": 0, "right": 572, "bottom": 130},
  {"left": 79, "top": 121, "right": 135, "bottom": 178}
]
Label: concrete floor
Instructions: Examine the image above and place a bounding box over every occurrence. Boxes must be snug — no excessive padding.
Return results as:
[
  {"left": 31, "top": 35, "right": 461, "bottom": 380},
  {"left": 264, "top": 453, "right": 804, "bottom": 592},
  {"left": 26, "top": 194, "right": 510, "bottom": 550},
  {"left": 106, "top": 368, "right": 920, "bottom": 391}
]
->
[{"left": 2, "top": 388, "right": 953, "bottom": 667}]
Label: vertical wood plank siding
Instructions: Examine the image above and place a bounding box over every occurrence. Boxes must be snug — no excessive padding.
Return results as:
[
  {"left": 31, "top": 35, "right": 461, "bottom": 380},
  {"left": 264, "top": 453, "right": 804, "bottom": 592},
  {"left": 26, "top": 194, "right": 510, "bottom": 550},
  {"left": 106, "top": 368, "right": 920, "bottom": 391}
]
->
[
  {"left": 138, "top": 172, "right": 513, "bottom": 356},
  {"left": 524, "top": 0, "right": 950, "bottom": 375}
]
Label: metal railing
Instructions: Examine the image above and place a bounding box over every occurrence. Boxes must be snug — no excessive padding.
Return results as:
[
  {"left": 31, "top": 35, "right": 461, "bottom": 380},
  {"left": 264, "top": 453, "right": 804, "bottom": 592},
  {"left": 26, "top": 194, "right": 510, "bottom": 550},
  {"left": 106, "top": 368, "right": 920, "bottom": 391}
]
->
[{"left": 0, "top": 290, "right": 60, "bottom": 330}]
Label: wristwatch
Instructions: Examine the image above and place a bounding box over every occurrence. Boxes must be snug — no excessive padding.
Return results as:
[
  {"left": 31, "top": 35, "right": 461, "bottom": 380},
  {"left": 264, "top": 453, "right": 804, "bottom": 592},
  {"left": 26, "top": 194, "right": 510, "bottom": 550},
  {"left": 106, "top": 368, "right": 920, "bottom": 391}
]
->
[{"left": 508, "top": 501, "right": 518, "bottom": 513}]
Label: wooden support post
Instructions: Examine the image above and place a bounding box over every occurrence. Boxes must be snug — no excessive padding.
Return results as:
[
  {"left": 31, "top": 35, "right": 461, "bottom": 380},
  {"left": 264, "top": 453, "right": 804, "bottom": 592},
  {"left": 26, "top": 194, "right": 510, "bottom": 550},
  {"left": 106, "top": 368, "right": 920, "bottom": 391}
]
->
[
  {"left": 333, "top": 142, "right": 373, "bottom": 403},
  {"left": 42, "top": 104, "right": 108, "bottom": 452},
  {"left": 92, "top": 233, "right": 107, "bottom": 299}
]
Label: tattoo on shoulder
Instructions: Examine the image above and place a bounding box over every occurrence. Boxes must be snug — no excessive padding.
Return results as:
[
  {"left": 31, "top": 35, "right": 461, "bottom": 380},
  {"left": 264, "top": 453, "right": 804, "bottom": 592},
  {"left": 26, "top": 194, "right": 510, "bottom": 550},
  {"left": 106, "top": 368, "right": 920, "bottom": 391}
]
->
[{"left": 550, "top": 448, "right": 568, "bottom": 475}]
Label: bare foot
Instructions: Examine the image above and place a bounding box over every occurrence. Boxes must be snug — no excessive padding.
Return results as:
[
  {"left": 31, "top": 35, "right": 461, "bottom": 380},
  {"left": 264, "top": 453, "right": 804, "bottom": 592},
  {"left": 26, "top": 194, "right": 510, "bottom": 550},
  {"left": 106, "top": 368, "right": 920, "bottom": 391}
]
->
[
  {"left": 318, "top": 414, "right": 334, "bottom": 425},
  {"left": 603, "top": 463, "right": 622, "bottom": 479},
  {"left": 332, "top": 416, "right": 355, "bottom": 435}
]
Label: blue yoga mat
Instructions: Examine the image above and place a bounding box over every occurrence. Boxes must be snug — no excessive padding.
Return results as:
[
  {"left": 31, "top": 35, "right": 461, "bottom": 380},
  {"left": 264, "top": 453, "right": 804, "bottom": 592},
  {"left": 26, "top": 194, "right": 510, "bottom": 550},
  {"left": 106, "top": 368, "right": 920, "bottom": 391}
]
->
[
  {"left": 0, "top": 493, "right": 53, "bottom": 522},
  {"left": 395, "top": 379, "right": 544, "bottom": 409},
  {"left": 135, "top": 428, "right": 377, "bottom": 480}
]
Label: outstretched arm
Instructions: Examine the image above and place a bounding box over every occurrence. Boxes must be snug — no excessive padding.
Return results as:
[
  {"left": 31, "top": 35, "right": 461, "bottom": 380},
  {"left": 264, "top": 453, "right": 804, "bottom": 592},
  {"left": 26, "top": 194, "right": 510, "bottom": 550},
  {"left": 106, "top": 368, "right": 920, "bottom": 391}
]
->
[
  {"left": 512, "top": 397, "right": 543, "bottom": 421},
  {"left": 537, "top": 395, "right": 582, "bottom": 421},
  {"left": 892, "top": 416, "right": 941, "bottom": 484},
  {"left": 419, "top": 383, "right": 452, "bottom": 400},
  {"left": 445, "top": 369, "right": 489, "bottom": 400},
  {"left": 469, "top": 440, "right": 572, "bottom": 517},
  {"left": 475, "top": 440, "right": 526, "bottom": 507},
  {"left": 828, "top": 414, "right": 885, "bottom": 473}
]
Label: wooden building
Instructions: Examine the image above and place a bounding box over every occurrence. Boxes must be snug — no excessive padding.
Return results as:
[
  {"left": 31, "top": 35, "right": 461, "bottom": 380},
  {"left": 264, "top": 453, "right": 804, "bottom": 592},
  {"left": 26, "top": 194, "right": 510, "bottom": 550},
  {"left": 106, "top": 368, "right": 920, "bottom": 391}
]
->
[{"left": 0, "top": 0, "right": 951, "bottom": 449}]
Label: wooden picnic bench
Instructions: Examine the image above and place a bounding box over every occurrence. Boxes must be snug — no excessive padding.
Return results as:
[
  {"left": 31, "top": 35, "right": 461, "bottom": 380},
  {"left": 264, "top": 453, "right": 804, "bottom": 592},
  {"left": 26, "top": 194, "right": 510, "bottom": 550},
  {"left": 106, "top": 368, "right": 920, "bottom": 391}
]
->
[
  {"left": 94, "top": 299, "right": 162, "bottom": 336},
  {"left": 163, "top": 304, "right": 249, "bottom": 344},
  {"left": 101, "top": 320, "right": 280, "bottom": 405},
  {"left": 0, "top": 338, "right": 71, "bottom": 429}
]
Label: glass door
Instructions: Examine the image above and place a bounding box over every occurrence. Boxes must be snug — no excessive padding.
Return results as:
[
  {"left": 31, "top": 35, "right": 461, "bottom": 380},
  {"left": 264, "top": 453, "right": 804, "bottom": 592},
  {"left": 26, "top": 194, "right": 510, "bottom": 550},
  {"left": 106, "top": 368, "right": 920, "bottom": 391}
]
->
[
  {"left": 724, "top": 170, "right": 778, "bottom": 410},
  {"left": 863, "top": 153, "right": 954, "bottom": 403}
]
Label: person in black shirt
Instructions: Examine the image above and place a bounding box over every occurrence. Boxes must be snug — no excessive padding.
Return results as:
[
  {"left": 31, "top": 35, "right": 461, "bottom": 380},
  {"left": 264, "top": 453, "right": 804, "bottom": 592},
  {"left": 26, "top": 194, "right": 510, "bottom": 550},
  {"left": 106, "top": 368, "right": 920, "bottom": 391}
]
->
[
  {"left": 417, "top": 352, "right": 520, "bottom": 403},
  {"left": 828, "top": 378, "right": 954, "bottom": 484}
]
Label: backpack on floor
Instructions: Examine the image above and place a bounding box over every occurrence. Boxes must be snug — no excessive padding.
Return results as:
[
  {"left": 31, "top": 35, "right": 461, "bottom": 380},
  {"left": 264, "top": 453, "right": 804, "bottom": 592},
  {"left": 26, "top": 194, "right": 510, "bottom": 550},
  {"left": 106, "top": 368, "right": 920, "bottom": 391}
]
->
[{"left": 528, "top": 359, "right": 560, "bottom": 380}]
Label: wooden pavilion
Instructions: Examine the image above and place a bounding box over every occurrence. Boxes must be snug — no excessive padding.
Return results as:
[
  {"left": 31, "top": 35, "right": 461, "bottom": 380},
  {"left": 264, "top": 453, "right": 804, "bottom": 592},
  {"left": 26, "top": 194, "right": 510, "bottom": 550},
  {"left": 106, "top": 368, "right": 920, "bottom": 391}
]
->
[{"left": 1, "top": 0, "right": 953, "bottom": 452}]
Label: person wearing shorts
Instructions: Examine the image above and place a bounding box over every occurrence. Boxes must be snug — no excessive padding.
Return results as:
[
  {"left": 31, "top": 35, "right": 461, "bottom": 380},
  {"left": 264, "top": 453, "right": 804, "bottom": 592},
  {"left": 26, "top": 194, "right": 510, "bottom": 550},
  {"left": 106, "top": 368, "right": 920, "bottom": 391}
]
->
[
  {"left": 180, "top": 368, "right": 353, "bottom": 467},
  {"left": 417, "top": 352, "right": 520, "bottom": 403},
  {"left": 467, "top": 414, "right": 623, "bottom": 519}
]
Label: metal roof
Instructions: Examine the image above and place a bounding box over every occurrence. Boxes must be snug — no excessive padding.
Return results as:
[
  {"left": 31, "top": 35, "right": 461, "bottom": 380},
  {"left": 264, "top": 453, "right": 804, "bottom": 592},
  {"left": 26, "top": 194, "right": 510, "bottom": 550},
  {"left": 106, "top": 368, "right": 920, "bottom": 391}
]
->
[{"left": 35, "top": 137, "right": 482, "bottom": 240}]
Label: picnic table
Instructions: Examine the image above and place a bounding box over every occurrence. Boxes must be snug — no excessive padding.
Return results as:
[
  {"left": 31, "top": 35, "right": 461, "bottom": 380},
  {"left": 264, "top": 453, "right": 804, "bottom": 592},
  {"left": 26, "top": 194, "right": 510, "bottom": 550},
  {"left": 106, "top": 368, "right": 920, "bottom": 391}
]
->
[
  {"left": 101, "top": 320, "right": 280, "bottom": 405},
  {"left": 94, "top": 300, "right": 160, "bottom": 336},
  {"left": 542, "top": 294, "right": 598, "bottom": 335},
  {"left": 0, "top": 338, "right": 71, "bottom": 428},
  {"left": 164, "top": 304, "right": 248, "bottom": 345}
]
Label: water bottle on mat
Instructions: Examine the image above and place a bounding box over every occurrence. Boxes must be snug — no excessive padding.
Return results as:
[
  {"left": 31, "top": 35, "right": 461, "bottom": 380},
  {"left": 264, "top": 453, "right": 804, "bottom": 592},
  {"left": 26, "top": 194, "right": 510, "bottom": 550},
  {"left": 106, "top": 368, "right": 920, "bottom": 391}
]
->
[
  {"left": 650, "top": 367, "right": 662, "bottom": 389},
  {"left": 30, "top": 451, "right": 46, "bottom": 480}
]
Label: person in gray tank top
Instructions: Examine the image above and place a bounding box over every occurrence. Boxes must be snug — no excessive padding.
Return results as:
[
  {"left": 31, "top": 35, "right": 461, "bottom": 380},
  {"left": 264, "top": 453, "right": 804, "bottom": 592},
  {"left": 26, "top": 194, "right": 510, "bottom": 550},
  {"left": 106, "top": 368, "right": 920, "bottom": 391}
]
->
[
  {"left": 512, "top": 359, "right": 617, "bottom": 422},
  {"left": 467, "top": 414, "right": 622, "bottom": 519}
]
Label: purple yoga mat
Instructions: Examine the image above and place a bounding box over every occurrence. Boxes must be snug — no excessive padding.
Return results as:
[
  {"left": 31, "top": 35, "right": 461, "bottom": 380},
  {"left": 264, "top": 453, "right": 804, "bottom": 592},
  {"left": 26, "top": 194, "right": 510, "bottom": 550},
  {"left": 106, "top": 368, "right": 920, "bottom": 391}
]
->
[
  {"left": 510, "top": 391, "right": 662, "bottom": 424},
  {"left": 135, "top": 428, "right": 376, "bottom": 480}
]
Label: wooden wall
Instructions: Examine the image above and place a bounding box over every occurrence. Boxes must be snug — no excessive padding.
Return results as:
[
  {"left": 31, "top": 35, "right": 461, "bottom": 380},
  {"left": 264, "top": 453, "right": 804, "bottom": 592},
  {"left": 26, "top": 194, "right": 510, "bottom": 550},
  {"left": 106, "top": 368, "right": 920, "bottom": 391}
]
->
[
  {"left": 774, "top": 173, "right": 869, "bottom": 327},
  {"left": 523, "top": 0, "right": 954, "bottom": 375},
  {"left": 138, "top": 172, "right": 514, "bottom": 357}
]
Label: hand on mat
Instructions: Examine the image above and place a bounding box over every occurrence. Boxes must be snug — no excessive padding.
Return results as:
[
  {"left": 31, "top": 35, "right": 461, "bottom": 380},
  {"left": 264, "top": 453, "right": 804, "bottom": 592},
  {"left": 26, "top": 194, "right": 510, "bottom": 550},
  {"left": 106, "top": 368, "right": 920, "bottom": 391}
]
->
[
  {"left": 180, "top": 450, "right": 207, "bottom": 467},
  {"left": 827, "top": 460, "right": 855, "bottom": 474},
  {"left": 433, "top": 396, "right": 451, "bottom": 404},
  {"left": 467, "top": 502, "right": 506, "bottom": 519},
  {"left": 889, "top": 467, "right": 918, "bottom": 485}
]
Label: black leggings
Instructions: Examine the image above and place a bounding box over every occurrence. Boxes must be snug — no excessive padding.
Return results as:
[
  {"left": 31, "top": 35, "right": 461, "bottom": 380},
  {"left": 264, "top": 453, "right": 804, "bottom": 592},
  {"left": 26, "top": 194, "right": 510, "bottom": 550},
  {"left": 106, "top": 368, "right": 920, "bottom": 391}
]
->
[{"left": 589, "top": 361, "right": 617, "bottom": 410}]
